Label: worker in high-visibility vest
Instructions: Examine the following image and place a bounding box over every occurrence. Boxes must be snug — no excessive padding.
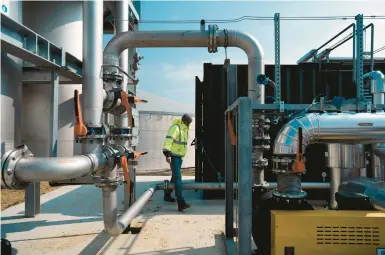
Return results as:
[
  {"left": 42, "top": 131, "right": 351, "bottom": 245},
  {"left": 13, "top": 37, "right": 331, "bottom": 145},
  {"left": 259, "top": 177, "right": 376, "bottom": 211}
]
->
[{"left": 162, "top": 113, "right": 192, "bottom": 211}]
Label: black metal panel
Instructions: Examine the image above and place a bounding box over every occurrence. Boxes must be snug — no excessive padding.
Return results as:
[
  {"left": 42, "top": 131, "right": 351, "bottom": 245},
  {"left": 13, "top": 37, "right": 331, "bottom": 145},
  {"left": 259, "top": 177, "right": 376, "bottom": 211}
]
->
[
  {"left": 196, "top": 61, "right": 385, "bottom": 199},
  {"left": 195, "top": 76, "right": 203, "bottom": 183},
  {"left": 200, "top": 64, "right": 227, "bottom": 199}
]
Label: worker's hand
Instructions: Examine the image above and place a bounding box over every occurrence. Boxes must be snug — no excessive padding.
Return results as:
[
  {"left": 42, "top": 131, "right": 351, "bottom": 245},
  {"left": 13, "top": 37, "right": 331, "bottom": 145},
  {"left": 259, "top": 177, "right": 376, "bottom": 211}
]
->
[{"left": 166, "top": 157, "right": 171, "bottom": 164}]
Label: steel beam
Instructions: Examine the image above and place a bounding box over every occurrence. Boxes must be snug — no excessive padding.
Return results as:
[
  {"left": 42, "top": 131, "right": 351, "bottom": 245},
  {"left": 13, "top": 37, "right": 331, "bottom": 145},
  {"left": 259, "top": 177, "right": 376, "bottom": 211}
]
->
[
  {"left": 22, "top": 68, "right": 73, "bottom": 84},
  {"left": 225, "top": 65, "right": 237, "bottom": 239},
  {"left": 237, "top": 97, "right": 252, "bottom": 255},
  {"left": 1, "top": 13, "right": 82, "bottom": 83}
]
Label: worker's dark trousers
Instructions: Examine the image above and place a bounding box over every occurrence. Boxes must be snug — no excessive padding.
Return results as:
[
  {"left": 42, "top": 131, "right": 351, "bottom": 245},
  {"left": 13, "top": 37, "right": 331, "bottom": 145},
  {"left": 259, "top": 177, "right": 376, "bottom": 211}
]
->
[{"left": 165, "top": 156, "right": 184, "bottom": 201}]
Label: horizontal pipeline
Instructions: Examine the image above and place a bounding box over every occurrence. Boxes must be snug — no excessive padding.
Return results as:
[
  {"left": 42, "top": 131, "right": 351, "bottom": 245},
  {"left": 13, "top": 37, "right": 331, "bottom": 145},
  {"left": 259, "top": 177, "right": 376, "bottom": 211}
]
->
[
  {"left": 161, "top": 181, "right": 330, "bottom": 190},
  {"left": 111, "top": 181, "right": 330, "bottom": 236}
]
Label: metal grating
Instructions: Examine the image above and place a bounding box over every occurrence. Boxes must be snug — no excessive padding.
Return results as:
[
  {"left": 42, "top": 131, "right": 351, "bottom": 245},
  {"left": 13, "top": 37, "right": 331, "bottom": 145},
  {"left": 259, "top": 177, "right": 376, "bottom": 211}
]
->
[{"left": 316, "top": 226, "right": 381, "bottom": 245}]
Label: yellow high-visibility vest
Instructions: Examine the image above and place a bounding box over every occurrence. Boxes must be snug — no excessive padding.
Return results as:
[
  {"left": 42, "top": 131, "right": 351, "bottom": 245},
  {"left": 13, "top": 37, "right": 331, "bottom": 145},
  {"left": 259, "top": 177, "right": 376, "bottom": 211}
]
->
[{"left": 162, "top": 118, "right": 189, "bottom": 158}]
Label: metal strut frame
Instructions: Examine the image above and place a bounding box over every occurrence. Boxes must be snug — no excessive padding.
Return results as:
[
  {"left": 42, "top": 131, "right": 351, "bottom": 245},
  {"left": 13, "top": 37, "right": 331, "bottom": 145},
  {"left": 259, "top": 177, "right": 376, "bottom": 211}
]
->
[
  {"left": 274, "top": 13, "right": 281, "bottom": 103},
  {"left": 356, "top": 14, "right": 365, "bottom": 100},
  {"left": 225, "top": 97, "right": 253, "bottom": 255}
]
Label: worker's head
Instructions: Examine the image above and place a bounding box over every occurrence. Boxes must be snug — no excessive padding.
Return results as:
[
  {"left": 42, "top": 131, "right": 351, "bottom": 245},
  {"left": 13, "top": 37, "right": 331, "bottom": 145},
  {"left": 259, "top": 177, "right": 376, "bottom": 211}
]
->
[{"left": 181, "top": 113, "right": 193, "bottom": 126}]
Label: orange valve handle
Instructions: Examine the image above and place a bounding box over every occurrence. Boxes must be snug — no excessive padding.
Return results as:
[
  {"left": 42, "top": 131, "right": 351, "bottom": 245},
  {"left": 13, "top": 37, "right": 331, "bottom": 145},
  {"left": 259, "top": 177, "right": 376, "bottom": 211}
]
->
[
  {"left": 120, "top": 91, "right": 134, "bottom": 128},
  {"left": 133, "top": 152, "right": 148, "bottom": 161},
  {"left": 73, "top": 90, "right": 88, "bottom": 136},
  {"left": 227, "top": 112, "right": 236, "bottom": 146},
  {"left": 120, "top": 155, "right": 131, "bottom": 194},
  {"left": 292, "top": 127, "right": 305, "bottom": 173},
  {"left": 133, "top": 97, "right": 148, "bottom": 104}
]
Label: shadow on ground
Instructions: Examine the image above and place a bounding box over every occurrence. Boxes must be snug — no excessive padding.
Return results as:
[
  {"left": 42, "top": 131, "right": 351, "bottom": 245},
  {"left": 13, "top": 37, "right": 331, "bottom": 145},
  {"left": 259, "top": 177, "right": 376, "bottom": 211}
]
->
[{"left": 1, "top": 178, "right": 225, "bottom": 238}]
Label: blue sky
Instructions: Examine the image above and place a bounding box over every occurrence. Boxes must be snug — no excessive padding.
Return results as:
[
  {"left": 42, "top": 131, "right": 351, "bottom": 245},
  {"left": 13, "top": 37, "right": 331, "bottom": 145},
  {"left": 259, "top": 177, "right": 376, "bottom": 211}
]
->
[{"left": 103, "top": 1, "right": 385, "bottom": 107}]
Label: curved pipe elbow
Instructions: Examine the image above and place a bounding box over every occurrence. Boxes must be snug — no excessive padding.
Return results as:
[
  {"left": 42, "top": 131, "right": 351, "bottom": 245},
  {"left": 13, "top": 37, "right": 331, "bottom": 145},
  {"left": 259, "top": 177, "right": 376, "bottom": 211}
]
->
[
  {"left": 273, "top": 113, "right": 317, "bottom": 155},
  {"left": 104, "top": 222, "right": 124, "bottom": 236},
  {"left": 374, "top": 144, "right": 385, "bottom": 160},
  {"left": 363, "top": 70, "right": 384, "bottom": 80},
  {"left": 227, "top": 30, "right": 264, "bottom": 61},
  {"left": 273, "top": 112, "right": 385, "bottom": 156}
]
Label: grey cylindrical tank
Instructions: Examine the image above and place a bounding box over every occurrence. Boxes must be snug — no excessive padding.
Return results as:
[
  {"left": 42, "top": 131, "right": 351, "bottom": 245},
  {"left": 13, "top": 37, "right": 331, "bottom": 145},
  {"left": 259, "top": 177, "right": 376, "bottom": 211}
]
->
[
  {"left": 22, "top": 1, "right": 83, "bottom": 157},
  {"left": 1, "top": 1, "right": 23, "bottom": 158}
]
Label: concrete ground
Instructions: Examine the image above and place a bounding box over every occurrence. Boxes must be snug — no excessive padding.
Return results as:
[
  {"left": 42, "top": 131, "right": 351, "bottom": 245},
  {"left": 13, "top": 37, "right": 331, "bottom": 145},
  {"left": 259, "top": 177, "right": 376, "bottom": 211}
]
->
[{"left": 1, "top": 176, "right": 228, "bottom": 255}]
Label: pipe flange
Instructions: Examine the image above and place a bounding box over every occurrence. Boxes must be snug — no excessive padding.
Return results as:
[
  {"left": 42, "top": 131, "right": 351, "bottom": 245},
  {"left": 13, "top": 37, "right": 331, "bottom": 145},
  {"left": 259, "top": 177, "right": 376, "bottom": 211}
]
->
[
  {"left": 102, "top": 72, "right": 124, "bottom": 83},
  {"left": 1, "top": 145, "right": 33, "bottom": 190},
  {"left": 272, "top": 189, "right": 307, "bottom": 199},
  {"left": 252, "top": 158, "right": 269, "bottom": 168},
  {"left": 94, "top": 176, "right": 123, "bottom": 189},
  {"left": 110, "top": 127, "right": 133, "bottom": 139},
  {"left": 208, "top": 24, "right": 219, "bottom": 53},
  {"left": 164, "top": 180, "right": 169, "bottom": 191},
  {"left": 102, "top": 145, "right": 118, "bottom": 170},
  {"left": 76, "top": 124, "right": 110, "bottom": 143}
]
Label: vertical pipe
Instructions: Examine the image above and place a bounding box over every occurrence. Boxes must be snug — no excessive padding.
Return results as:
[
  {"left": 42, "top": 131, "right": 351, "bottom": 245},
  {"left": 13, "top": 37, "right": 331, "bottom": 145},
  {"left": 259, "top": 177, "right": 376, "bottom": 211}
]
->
[
  {"left": 238, "top": 97, "right": 252, "bottom": 255},
  {"left": 370, "top": 70, "right": 385, "bottom": 181},
  {"left": 114, "top": 0, "right": 132, "bottom": 210},
  {"left": 83, "top": 1, "right": 104, "bottom": 128},
  {"left": 327, "top": 144, "right": 365, "bottom": 209}
]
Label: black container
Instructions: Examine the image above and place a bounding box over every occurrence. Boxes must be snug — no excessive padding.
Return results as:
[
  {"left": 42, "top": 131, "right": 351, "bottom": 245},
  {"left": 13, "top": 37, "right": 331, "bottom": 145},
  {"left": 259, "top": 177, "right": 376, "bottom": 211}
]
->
[{"left": 196, "top": 61, "right": 385, "bottom": 199}]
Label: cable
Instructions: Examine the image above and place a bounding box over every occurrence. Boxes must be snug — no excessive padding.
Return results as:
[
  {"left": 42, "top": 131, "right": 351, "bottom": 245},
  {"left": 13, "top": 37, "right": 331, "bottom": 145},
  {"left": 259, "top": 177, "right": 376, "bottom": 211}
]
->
[
  {"left": 373, "top": 45, "right": 385, "bottom": 54},
  {"left": 198, "top": 139, "right": 223, "bottom": 182},
  {"left": 132, "top": 15, "right": 385, "bottom": 24}
]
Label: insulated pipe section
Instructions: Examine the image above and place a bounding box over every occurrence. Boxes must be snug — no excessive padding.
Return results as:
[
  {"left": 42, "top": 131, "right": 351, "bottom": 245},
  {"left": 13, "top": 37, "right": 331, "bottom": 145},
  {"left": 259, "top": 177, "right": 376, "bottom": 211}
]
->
[
  {"left": 338, "top": 177, "right": 385, "bottom": 212},
  {"left": 103, "top": 30, "right": 265, "bottom": 103},
  {"left": 274, "top": 112, "right": 385, "bottom": 155},
  {"left": 364, "top": 71, "right": 385, "bottom": 109},
  {"left": 83, "top": 1, "right": 104, "bottom": 127},
  {"left": 14, "top": 154, "right": 107, "bottom": 182},
  {"left": 374, "top": 144, "right": 385, "bottom": 159}
]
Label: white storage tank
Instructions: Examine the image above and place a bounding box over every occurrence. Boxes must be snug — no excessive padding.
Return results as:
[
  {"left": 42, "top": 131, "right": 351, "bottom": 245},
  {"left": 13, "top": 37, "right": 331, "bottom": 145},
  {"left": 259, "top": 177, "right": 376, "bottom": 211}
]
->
[
  {"left": 1, "top": 0, "right": 23, "bottom": 157},
  {"left": 135, "top": 90, "right": 195, "bottom": 172},
  {"left": 22, "top": 1, "right": 83, "bottom": 157}
]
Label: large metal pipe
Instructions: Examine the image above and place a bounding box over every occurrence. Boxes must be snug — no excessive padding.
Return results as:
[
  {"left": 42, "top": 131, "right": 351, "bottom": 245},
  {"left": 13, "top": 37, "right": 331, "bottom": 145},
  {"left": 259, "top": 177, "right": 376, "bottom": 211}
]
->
[
  {"left": 274, "top": 112, "right": 385, "bottom": 155},
  {"left": 338, "top": 177, "right": 385, "bottom": 212},
  {"left": 102, "top": 180, "right": 329, "bottom": 236},
  {"left": 365, "top": 71, "right": 385, "bottom": 181},
  {"left": 83, "top": 1, "right": 104, "bottom": 128},
  {"left": 113, "top": 0, "right": 130, "bottom": 133},
  {"left": 327, "top": 144, "right": 366, "bottom": 209},
  {"left": 161, "top": 181, "right": 329, "bottom": 190},
  {"left": 103, "top": 30, "right": 265, "bottom": 103},
  {"left": 101, "top": 28, "right": 266, "bottom": 236},
  {"left": 14, "top": 154, "right": 107, "bottom": 182},
  {"left": 103, "top": 183, "right": 157, "bottom": 236}
]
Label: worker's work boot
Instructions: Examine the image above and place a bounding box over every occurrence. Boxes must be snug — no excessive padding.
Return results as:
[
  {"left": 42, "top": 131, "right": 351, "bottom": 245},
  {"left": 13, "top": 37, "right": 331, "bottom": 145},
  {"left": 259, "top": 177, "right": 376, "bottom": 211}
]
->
[
  {"left": 164, "top": 194, "right": 176, "bottom": 203},
  {"left": 177, "top": 199, "right": 191, "bottom": 211}
]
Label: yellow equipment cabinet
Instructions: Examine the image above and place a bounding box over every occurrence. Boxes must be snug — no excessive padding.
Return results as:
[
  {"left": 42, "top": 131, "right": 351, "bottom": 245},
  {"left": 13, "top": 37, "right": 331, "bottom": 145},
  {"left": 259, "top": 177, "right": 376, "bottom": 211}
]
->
[{"left": 271, "top": 210, "right": 385, "bottom": 255}]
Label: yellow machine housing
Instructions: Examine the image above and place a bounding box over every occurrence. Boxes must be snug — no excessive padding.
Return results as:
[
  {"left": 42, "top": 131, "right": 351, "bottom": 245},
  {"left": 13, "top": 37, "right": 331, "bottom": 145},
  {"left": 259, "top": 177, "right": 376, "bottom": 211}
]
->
[{"left": 271, "top": 210, "right": 385, "bottom": 255}]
